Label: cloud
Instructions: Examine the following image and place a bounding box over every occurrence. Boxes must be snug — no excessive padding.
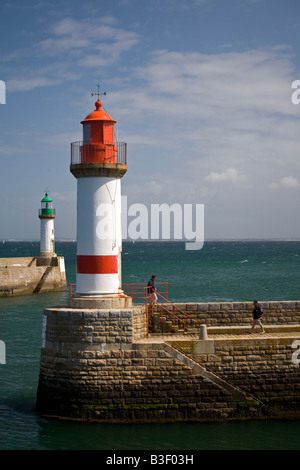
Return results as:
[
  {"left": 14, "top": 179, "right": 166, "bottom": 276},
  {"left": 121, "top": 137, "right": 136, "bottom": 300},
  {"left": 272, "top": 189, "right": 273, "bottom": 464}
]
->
[
  {"left": 2, "top": 11, "right": 300, "bottom": 238},
  {"left": 111, "top": 46, "right": 297, "bottom": 146},
  {"left": 4, "top": 16, "right": 139, "bottom": 92},
  {"left": 134, "top": 47, "right": 294, "bottom": 116},
  {"left": 205, "top": 168, "right": 246, "bottom": 183},
  {"left": 39, "top": 16, "right": 139, "bottom": 64},
  {"left": 105, "top": 45, "right": 300, "bottom": 240},
  {"left": 110, "top": 46, "right": 300, "bottom": 176},
  {"left": 7, "top": 76, "right": 63, "bottom": 92},
  {"left": 269, "top": 176, "right": 300, "bottom": 189}
]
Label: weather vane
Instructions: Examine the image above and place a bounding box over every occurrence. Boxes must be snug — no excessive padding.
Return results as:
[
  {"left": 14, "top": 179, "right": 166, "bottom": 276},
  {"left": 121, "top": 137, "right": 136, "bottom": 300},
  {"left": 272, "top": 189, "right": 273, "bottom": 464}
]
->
[{"left": 91, "top": 80, "right": 107, "bottom": 100}]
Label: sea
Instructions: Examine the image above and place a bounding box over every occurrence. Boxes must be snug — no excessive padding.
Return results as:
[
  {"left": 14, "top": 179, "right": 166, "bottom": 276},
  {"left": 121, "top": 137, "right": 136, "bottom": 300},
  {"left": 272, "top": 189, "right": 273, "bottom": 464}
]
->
[{"left": 0, "top": 239, "right": 300, "bottom": 451}]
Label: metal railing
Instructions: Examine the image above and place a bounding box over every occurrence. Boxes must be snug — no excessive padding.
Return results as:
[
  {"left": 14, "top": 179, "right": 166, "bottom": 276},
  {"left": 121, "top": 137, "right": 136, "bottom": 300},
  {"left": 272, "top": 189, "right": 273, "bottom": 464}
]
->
[
  {"left": 70, "top": 283, "right": 76, "bottom": 297},
  {"left": 148, "top": 291, "right": 189, "bottom": 334},
  {"left": 71, "top": 141, "right": 127, "bottom": 165},
  {"left": 69, "top": 282, "right": 169, "bottom": 300},
  {"left": 122, "top": 282, "right": 169, "bottom": 303},
  {"left": 69, "top": 282, "right": 188, "bottom": 336}
]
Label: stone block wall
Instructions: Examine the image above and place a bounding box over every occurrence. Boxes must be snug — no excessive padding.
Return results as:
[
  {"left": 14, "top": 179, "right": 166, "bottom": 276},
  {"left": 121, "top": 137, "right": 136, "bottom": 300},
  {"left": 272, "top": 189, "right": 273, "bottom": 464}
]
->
[
  {"left": 37, "top": 306, "right": 255, "bottom": 422},
  {"left": 207, "top": 338, "right": 299, "bottom": 406},
  {"left": 0, "top": 256, "right": 67, "bottom": 295},
  {"left": 132, "top": 306, "right": 147, "bottom": 340},
  {"left": 151, "top": 301, "right": 300, "bottom": 333},
  {"left": 171, "top": 336, "right": 300, "bottom": 414},
  {"left": 36, "top": 301, "right": 300, "bottom": 423}
]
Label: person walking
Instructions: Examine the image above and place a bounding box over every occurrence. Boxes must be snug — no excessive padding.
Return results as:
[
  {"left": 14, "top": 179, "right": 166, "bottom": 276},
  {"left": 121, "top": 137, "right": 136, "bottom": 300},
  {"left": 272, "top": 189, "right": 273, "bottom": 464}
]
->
[
  {"left": 147, "top": 275, "right": 157, "bottom": 306},
  {"left": 250, "top": 300, "right": 265, "bottom": 334}
]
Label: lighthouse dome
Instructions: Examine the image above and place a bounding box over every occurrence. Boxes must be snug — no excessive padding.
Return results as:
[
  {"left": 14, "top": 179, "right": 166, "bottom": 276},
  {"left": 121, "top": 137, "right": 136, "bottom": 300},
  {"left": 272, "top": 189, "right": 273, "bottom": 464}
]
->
[
  {"left": 41, "top": 192, "right": 52, "bottom": 203},
  {"left": 81, "top": 100, "right": 116, "bottom": 124}
]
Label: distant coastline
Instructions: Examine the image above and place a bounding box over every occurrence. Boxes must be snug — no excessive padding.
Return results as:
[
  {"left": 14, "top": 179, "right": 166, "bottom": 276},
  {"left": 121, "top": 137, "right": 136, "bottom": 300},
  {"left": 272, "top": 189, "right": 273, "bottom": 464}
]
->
[{"left": 1, "top": 238, "right": 300, "bottom": 243}]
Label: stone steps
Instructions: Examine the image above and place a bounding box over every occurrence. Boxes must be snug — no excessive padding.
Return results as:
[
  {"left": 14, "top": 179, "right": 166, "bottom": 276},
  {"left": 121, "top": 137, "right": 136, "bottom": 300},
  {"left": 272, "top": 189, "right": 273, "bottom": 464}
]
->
[
  {"left": 163, "top": 342, "right": 248, "bottom": 401},
  {"left": 32, "top": 266, "right": 53, "bottom": 294}
]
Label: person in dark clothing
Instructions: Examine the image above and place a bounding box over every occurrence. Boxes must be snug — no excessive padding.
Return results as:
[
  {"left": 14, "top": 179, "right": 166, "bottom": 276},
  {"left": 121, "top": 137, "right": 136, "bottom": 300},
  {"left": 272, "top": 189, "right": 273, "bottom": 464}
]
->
[
  {"left": 250, "top": 300, "right": 265, "bottom": 334},
  {"left": 147, "top": 275, "right": 157, "bottom": 306}
]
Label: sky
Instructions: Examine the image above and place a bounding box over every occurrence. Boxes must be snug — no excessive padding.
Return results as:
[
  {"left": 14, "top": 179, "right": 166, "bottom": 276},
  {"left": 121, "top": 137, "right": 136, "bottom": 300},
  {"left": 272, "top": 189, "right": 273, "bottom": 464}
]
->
[{"left": 0, "top": 0, "right": 300, "bottom": 241}]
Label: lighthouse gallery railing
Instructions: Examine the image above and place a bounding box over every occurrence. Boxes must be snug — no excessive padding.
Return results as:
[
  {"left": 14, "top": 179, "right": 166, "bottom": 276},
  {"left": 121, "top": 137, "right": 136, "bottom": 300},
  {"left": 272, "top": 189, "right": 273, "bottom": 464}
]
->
[{"left": 71, "top": 141, "right": 127, "bottom": 165}]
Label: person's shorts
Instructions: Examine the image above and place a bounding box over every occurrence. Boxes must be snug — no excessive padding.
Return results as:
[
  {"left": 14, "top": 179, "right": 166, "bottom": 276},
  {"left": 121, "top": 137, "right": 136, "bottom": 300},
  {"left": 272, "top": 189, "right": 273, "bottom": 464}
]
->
[
  {"left": 150, "top": 293, "right": 158, "bottom": 303},
  {"left": 253, "top": 318, "right": 262, "bottom": 325}
]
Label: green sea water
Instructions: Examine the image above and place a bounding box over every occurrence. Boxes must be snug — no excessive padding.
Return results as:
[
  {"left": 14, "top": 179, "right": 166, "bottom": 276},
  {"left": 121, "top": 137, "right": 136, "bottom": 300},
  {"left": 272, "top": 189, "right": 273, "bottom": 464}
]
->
[{"left": 0, "top": 240, "right": 299, "bottom": 450}]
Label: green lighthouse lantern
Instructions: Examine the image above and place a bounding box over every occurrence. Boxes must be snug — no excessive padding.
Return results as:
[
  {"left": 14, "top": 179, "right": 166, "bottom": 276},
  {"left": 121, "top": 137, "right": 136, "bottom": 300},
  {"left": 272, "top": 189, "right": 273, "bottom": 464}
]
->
[{"left": 40, "top": 192, "right": 54, "bottom": 216}]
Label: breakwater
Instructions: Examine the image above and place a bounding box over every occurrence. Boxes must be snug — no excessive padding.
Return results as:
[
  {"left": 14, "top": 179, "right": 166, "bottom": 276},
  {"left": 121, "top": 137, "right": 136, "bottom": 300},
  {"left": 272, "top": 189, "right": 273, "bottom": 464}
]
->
[
  {"left": 0, "top": 256, "right": 67, "bottom": 296},
  {"left": 36, "top": 300, "right": 300, "bottom": 423}
]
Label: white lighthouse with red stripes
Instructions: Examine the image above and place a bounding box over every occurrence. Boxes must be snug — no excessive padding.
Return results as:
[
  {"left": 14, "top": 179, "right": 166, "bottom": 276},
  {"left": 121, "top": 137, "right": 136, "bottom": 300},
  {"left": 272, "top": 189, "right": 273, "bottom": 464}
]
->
[{"left": 69, "top": 96, "right": 130, "bottom": 308}]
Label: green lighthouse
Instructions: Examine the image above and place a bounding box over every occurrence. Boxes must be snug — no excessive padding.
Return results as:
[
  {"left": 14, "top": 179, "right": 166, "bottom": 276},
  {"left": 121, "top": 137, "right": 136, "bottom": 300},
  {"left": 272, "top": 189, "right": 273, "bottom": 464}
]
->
[{"left": 38, "top": 192, "right": 56, "bottom": 256}]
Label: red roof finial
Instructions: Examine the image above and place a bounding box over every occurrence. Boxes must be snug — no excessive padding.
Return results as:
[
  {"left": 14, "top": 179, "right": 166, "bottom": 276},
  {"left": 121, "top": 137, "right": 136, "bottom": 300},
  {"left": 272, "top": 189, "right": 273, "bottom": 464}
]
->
[{"left": 95, "top": 99, "right": 102, "bottom": 110}]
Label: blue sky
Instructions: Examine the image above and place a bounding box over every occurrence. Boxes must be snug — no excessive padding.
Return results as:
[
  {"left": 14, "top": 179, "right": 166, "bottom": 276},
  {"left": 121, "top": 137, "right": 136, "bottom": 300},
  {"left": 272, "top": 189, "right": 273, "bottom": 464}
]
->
[{"left": 0, "top": 0, "right": 300, "bottom": 240}]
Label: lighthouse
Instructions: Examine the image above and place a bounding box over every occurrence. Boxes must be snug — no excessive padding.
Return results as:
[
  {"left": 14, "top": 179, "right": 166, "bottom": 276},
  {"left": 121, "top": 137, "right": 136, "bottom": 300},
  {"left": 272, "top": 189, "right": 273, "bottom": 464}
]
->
[
  {"left": 38, "top": 192, "right": 55, "bottom": 257},
  {"left": 69, "top": 97, "right": 130, "bottom": 308},
  {"left": 36, "top": 92, "right": 141, "bottom": 422}
]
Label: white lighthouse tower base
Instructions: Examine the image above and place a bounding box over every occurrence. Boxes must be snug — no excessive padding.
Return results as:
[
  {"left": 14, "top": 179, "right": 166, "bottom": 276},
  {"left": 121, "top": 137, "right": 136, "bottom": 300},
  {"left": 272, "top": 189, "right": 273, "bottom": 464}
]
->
[
  {"left": 68, "top": 293, "right": 132, "bottom": 309},
  {"left": 39, "top": 218, "right": 55, "bottom": 258}
]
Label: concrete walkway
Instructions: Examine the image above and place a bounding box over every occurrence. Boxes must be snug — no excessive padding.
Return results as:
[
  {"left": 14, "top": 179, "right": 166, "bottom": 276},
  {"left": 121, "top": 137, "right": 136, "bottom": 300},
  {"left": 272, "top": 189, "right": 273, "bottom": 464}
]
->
[{"left": 134, "top": 324, "right": 300, "bottom": 343}]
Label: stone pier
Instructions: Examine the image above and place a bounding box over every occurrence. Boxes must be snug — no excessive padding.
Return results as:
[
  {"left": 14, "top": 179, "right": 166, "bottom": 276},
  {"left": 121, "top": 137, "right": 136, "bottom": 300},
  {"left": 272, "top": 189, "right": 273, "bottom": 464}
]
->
[
  {"left": 36, "top": 300, "right": 300, "bottom": 423},
  {"left": 0, "top": 256, "right": 67, "bottom": 296}
]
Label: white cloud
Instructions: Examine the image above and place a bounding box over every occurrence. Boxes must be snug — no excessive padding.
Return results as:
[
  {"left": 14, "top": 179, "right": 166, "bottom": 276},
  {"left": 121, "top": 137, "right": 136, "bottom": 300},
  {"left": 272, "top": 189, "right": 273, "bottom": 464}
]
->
[
  {"left": 107, "top": 45, "right": 300, "bottom": 239},
  {"left": 2, "top": 10, "right": 300, "bottom": 239},
  {"left": 39, "top": 16, "right": 139, "bottom": 64},
  {"left": 133, "top": 46, "right": 294, "bottom": 117},
  {"left": 269, "top": 176, "right": 300, "bottom": 189},
  {"left": 205, "top": 168, "right": 246, "bottom": 183},
  {"left": 38, "top": 16, "right": 139, "bottom": 64},
  {"left": 7, "top": 75, "right": 63, "bottom": 92},
  {"left": 145, "top": 181, "right": 164, "bottom": 195},
  {"left": 50, "top": 190, "right": 77, "bottom": 202},
  {"left": 110, "top": 46, "right": 300, "bottom": 178},
  {"left": 4, "top": 16, "right": 139, "bottom": 92}
]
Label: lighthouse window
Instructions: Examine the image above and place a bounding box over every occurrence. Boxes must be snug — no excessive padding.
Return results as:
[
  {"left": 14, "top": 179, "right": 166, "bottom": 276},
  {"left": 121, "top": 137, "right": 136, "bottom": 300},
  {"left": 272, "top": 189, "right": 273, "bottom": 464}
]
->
[{"left": 83, "top": 124, "right": 91, "bottom": 144}]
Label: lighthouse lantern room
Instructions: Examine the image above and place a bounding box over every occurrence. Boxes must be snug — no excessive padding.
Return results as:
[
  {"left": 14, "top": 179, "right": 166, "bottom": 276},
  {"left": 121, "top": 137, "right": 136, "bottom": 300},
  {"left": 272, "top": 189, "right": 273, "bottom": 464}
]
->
[{"left": 70, "top": 97, "right": 129, "bottom": 308}]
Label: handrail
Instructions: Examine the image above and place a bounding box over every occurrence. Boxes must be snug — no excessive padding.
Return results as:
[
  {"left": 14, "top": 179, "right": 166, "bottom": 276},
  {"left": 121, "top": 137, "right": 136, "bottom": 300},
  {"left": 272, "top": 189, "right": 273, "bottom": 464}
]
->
[
  {"left": 69, "top": 282, "right": 169, "bottom": 302},
  {"left": 70, "top": 283, "right": 76, "bottom": 297},
  {"left": 152, "top": 291, "right": 188, "bottom": 333},
  {"left": 71, "top": 141, "right": 127, "bottom": 165},
  {"left": 156, "top": 292, "right": 189, "bottom": 319},
  {"left": 122, "top": 282, "right": 169, "bottom": 303},
  {"left": 69, "top": 282, "right": 188, "bottom": 336}
]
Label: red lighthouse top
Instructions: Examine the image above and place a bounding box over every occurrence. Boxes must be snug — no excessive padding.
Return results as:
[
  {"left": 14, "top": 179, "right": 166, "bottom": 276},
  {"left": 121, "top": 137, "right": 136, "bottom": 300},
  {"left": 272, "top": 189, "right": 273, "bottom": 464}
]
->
[
  {"left": 70, "top": 93, "right": 127, "bottom": 173},
  {"left": 80, "top": 99, "right": 116, "bottom": 148},
  {"left": 81, "top": 99, "right": 116, "bottom": 125}
]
